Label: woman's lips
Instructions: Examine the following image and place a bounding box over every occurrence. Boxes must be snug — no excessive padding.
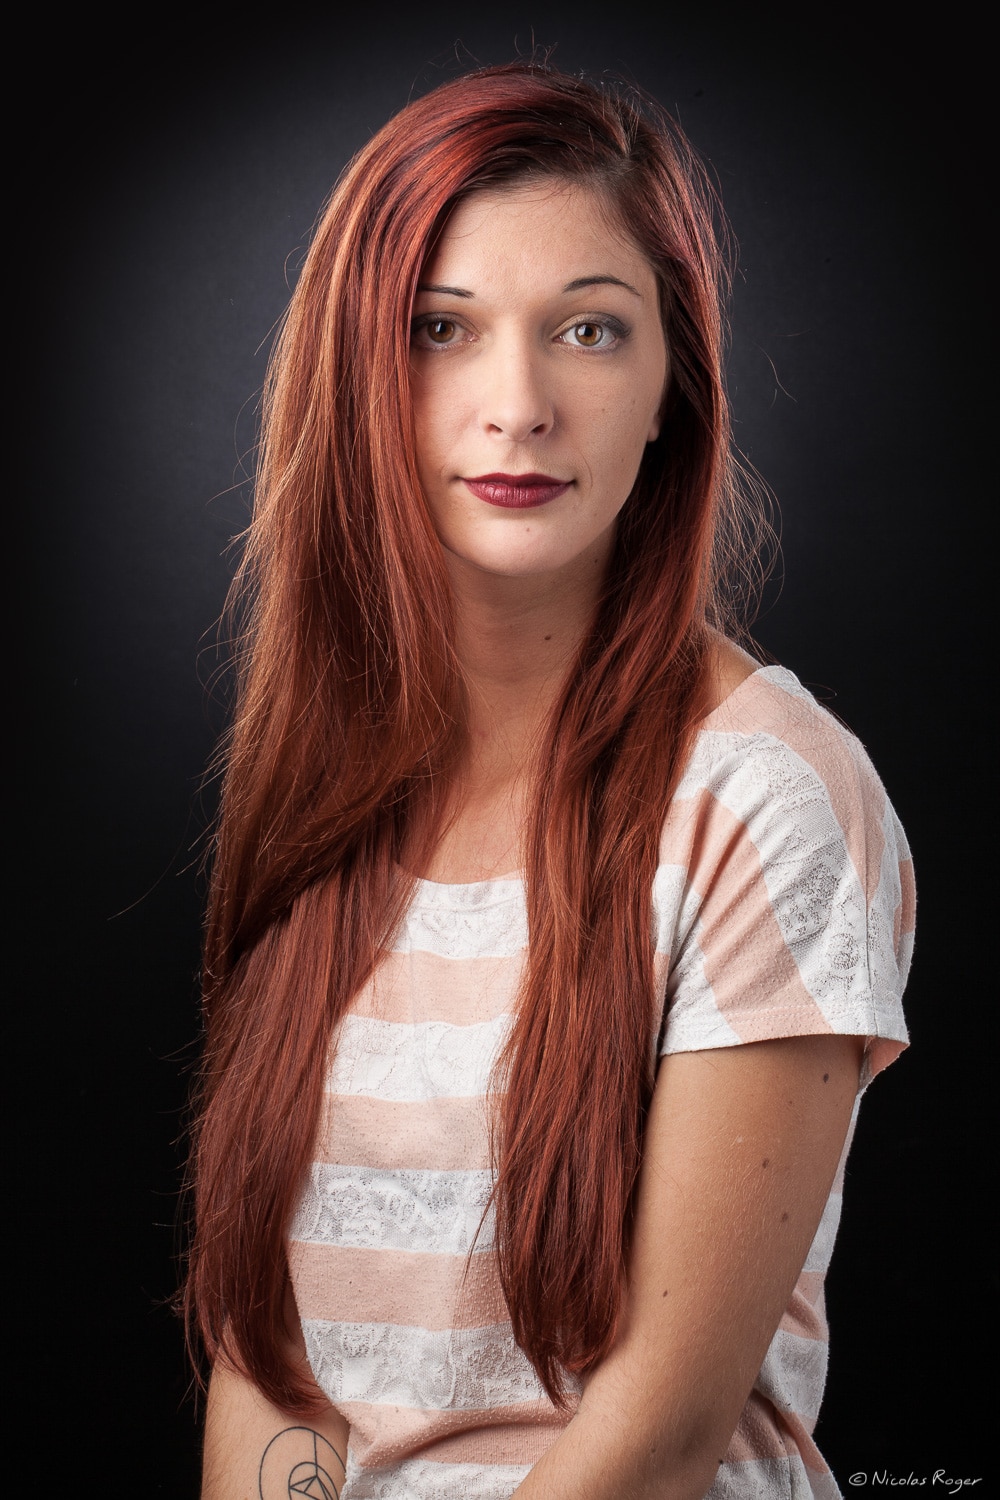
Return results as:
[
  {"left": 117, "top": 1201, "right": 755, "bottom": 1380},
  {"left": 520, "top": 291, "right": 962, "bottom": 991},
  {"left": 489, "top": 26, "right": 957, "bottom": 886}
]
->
[{"left": 463, "top": 473, "right": 571, "bottom": 508}]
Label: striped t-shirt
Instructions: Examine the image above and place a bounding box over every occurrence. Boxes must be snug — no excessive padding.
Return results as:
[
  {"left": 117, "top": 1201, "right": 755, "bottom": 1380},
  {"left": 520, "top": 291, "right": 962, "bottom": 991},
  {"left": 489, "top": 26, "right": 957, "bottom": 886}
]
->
[{"left": 289, "top": 665, "right": 914, "bottom": 1499}]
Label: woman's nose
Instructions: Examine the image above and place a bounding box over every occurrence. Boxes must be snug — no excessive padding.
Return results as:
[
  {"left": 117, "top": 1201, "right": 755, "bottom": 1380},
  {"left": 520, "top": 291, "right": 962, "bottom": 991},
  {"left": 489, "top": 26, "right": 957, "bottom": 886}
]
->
[{"left": 477, "top": 339, "right": 554, "bottom": 442}]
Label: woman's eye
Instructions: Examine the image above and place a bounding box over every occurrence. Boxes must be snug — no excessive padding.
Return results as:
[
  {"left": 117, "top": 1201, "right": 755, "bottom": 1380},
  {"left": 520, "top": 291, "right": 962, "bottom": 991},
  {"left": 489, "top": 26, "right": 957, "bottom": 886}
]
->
[
  {"left": 560, "top": 319, "right": 627, "bottom": 349},
  {"left": 412, "top": 317, "right": 462, "bottom": 348}
]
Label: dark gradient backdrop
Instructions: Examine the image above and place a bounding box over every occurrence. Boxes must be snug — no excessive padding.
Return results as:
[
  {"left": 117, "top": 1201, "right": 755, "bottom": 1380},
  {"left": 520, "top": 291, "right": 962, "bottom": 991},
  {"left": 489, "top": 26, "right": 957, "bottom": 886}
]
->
[{"left": 23, "top": 8, "right": 987, "bottom": 1494}]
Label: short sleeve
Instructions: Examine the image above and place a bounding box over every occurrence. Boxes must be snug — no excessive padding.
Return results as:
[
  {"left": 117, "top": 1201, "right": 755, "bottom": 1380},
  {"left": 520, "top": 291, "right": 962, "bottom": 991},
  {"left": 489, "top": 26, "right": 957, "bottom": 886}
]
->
[{"left": 653, "top": 668, "right": 914, "bottom": 1086}]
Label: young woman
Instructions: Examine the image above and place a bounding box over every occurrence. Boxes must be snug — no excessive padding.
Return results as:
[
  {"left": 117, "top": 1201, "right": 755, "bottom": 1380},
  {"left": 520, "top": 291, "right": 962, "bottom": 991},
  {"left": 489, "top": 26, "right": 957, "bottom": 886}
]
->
[{"left": 188, "top": 63, "right": 914, "bottom": 1500}]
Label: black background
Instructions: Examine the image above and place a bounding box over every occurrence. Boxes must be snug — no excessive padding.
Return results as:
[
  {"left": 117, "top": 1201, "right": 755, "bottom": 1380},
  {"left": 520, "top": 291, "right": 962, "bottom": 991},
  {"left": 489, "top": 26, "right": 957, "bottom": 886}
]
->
[{"left": 22, "top": 6, "right": 988, "bottom": 1493}]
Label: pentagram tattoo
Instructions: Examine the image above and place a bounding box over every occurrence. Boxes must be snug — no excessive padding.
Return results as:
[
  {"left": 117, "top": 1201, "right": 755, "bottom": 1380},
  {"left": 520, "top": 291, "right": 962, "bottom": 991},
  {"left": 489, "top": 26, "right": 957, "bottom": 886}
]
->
[{"left": 258, "top": 1426, "right": 346, "bottom": 1500}]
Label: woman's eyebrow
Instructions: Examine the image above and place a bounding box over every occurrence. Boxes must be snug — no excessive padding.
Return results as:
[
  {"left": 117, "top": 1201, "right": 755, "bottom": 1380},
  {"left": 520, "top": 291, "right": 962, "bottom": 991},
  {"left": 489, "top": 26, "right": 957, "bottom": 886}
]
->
[
  {"left": 416, "top": 283, "right": 474, "bottom": 297},
  {"left": 563, "top": 274, "right": 641, "bottom": 296}
]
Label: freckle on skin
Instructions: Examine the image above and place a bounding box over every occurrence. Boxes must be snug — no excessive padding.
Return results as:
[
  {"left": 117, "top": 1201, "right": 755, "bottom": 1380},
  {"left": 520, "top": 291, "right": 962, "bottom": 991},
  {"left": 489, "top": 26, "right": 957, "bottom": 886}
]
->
[
  {"left": 781, "top": 1212, "right": 789, "bottom": 1221},
  {"left": 822, "top": 1073, "right": 829, "bottom": 1083},
  {"left": 761, "top": 1159, "right": 769, "bottom": 1168}
]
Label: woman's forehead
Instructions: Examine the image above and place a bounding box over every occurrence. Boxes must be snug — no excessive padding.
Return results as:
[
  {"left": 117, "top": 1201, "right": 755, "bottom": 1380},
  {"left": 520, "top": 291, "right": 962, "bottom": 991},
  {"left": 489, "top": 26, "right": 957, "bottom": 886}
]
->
[{"left": 418, "top": 180, "right": 657, "bottom": 296}]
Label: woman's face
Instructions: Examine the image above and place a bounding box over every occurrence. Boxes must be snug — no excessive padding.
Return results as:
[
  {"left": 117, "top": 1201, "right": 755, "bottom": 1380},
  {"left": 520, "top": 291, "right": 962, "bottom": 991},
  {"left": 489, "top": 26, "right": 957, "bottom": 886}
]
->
[{"left": 410, "top": 179, "right": 669, "bottom": 588}]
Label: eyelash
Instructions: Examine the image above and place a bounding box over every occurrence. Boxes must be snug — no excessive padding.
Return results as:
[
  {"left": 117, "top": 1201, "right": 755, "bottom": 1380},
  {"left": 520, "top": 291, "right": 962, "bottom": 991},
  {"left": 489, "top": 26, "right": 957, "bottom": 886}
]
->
[{"left": 410, "top": 314, "right": 631, "bottom": 351}]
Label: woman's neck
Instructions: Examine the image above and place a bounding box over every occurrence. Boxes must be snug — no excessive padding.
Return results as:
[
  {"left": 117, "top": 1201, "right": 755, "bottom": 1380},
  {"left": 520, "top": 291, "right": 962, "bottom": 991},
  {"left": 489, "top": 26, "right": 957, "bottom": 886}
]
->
[
  {"left": 414, "top": 553, "right": 602, "bottom": 885},
  {"left": 447, "top": 547, "right": 604, "bottom": 744}
]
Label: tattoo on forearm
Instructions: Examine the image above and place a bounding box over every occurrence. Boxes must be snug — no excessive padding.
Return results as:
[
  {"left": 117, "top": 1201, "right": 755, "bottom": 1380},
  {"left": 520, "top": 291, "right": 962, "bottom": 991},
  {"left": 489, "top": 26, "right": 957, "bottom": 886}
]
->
[{"left": 258, "top": 1426, "right": 346, "bottom": 1500}]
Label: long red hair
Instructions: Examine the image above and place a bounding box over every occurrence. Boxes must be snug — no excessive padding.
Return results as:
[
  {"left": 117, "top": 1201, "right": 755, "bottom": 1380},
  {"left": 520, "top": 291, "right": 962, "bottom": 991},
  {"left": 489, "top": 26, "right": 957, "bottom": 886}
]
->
[{"left": 185, "top": 62, "right": 749, "bottom": 1409}]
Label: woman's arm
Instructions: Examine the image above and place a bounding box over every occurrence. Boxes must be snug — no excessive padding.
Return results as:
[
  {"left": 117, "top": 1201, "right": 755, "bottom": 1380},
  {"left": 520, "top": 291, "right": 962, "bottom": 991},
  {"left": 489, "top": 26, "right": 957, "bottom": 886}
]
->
[
  {"left": 201, "top": 1304, "right": 349, "bottom": 1500},
  {"left": 513, "top": 1032, "right": 864, "bottom": 1500}
]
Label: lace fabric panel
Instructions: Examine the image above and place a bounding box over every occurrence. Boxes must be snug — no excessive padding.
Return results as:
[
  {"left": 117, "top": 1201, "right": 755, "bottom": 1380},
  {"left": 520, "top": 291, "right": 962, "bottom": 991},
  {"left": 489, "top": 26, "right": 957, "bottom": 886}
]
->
[
  {"left": 291, "top": 1162, "right": 496, "bottom": 1257},
  {"left": 302, "top": 1318, "right": 548, "bottom": 1410},
  {"left": 397, "top": 878, "right": 527, "bottom": 960},
  {"left": 327, "top": 1013, "right": 511, "bottom": 1103}
]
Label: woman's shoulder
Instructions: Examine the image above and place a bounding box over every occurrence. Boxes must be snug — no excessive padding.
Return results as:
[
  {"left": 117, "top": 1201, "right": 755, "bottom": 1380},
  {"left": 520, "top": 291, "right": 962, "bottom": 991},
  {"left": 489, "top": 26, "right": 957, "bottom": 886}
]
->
[
  {"left": 689, "top": 635, "right": 894, "bottom": 821},
  {"left": 656, "top": 637, "right": 914, "bottom": 1071},
  {"left": 700, "top": 633, "right": 849, "bottom": 742},
  {"left": 701, "top": 633, "right": 761, "bottom": 713},
  {"left": 665, "top": 635, "right": 914, "bottom": 938}
]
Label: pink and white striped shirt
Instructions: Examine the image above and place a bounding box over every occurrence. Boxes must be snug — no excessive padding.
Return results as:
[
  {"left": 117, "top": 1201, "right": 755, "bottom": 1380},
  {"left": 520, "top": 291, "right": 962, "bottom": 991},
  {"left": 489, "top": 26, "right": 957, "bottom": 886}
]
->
[{"left": 289, "top": 665, "right": 914, "bottom": 1499}]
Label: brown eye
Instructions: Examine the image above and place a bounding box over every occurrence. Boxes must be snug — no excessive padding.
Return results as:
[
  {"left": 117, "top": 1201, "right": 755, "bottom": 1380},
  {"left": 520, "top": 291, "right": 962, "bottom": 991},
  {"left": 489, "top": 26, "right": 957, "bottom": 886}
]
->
[
  {"left": 426, "top": 319, "right": 457, "bottom": 343},
  {"left": 561, "top": 319, "right": 628, "bottom": 349}
]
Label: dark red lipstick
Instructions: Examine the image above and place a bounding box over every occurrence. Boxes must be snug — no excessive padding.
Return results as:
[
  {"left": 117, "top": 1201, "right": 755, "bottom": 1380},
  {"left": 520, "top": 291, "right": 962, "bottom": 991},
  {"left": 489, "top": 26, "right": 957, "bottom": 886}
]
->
[{"left": 464, "top": 472, "right": 571, "bottom": 509}]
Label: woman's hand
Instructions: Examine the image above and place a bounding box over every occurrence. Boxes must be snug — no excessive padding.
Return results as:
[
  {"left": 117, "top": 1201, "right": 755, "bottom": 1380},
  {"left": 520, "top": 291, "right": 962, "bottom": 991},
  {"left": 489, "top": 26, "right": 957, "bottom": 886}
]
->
[
  {"left": 201, "top": 1308, "right": 349, "bottom": 1500},
  {"left": 512, "top": 1032, "right": 863, "bottom": 1499}
]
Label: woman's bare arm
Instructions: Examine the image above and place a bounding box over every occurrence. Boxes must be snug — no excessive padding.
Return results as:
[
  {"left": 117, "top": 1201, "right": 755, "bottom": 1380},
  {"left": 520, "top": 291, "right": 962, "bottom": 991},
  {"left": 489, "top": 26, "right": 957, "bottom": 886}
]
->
[
  {"left": 513, "top": 1032, "right": 864, "bottom": 1500},
  {"left": 201, "top": 1308, "right": 349, "bottom": 1500}
]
